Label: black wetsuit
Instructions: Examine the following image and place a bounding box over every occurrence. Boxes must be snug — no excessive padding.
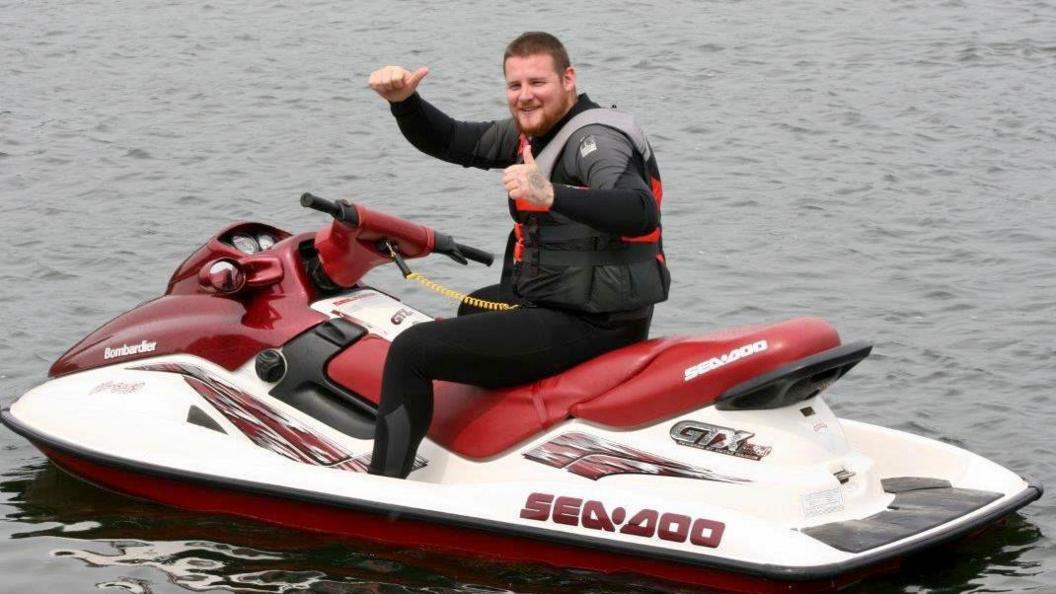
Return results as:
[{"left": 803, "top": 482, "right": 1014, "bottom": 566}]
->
[{"left": 369, "top": 93, "right": 662, "bottom": 478}]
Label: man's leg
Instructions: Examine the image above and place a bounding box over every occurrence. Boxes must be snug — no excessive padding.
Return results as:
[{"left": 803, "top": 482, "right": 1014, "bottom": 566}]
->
[{"left": 368, "top": 307, "right": 647, "bottom": 477}]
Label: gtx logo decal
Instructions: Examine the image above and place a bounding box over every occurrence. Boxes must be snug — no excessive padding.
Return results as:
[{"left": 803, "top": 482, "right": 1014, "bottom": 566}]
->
[
  {"left": 670, "top": 421, "right": 773, "bottom": 461},
  {"left": 683, "top": 340, "right": 767, "bottom": 382},
  {"left": 520, "top": 493, "right": 725, "bottom": 548},
  {"left": 390, "top": 308, "right": 414, "bottom": 325},
  {"left": 134, "top": 363, "right": 426, "bottom": 473},
  {"left": 523, "top": 432, "right": 749, "bottom": 484},
  {"left": 104, "top": 340, "right": 158, "bottom": 360},
  {"left": 322, "top": 290, "right": 431, "bottom": 341}
]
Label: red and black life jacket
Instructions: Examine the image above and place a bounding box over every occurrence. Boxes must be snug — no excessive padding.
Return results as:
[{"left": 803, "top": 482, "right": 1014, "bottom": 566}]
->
[{"left": 509, "top": 108, "right": 669, "bottom": 314}]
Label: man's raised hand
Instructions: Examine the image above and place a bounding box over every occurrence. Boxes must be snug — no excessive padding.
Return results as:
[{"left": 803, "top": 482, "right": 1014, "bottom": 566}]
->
[
  {"left": 503, "top": 144, "right": 554, "bottom": 209},
  {"left": 368, "top": 66, "right": 430, "bottom": 103}
]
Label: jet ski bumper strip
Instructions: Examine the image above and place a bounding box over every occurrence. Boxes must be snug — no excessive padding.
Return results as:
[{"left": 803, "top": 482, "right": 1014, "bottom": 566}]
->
[{"left": 1, "top": 407, "right": 1043, "bottom": 590}]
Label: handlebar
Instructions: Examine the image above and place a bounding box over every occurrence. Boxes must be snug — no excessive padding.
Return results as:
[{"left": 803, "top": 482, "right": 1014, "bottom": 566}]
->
[
  {"left": 299, "top": 192, "right": 336, "bottom": 215},
  {"left": 457, "top": 243, "right": 494, "bottom": 267},
  {"left": 301, "top": 192, "right": 493, "bottom": 267},
  {"left": 301, "top": 192, "right": 359, "bottom": 225}
]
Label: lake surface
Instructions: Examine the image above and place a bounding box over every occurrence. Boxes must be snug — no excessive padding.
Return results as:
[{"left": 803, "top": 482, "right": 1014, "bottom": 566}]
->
[{"left": 2, "top": 1, "right": 1054, "bottom": 592}]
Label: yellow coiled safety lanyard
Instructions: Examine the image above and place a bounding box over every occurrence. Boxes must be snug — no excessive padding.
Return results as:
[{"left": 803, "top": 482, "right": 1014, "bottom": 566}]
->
[{"left": 384, "top": 241, "right": 518, "bottom": 312}]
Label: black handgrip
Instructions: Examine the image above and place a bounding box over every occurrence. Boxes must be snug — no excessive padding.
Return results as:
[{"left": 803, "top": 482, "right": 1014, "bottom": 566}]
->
[
  {"left": 300, "top": 192, "right": 358, "bottom": 225},
  {"left": 458, "top": 243, "right": 494, "bottom": 267},
  {"left": 301, "top": 192, "right": 339, "bottom": 216}
]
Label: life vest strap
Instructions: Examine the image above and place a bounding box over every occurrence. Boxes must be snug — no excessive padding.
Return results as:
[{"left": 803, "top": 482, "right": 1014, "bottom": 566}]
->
[
  {"left": 513, "top": 222, "right": 525, "bottom": 262},
  {"left": 529, "top": 221, "right": 605, "bottom": 242},
  {"left": 519, "top": 242, "right": 659, "bottom": 267}
]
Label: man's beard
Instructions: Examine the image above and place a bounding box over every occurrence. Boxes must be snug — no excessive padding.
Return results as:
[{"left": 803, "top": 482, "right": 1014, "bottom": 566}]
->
[{"left": 514, "top": 94, "right": 574, "bottom": 136}]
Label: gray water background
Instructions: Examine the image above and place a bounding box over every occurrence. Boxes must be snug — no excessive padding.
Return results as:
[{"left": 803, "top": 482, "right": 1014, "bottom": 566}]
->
[{"left": 1, "top": 0, "right": 1054, "bottom": 592}]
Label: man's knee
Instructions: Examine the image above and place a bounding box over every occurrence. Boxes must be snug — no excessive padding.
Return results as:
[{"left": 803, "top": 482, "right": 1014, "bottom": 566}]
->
[
  {"left": 387, "top": 322, "right": 431, "bottom": 364},
  {"left": 386, "top": 320, "right": 457, "bottom": 380}
]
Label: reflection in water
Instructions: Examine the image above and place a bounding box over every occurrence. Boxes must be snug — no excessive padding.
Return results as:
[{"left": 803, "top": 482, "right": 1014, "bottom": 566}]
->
[
  {"left": 97, "top": 578, "right": 153, "bottom": 594},
  {"left": 53, "top": 539, "right": 299, "bottom": 593},
  {"left": 1, "top": 461, "right": 1046, "bottom": 593}
]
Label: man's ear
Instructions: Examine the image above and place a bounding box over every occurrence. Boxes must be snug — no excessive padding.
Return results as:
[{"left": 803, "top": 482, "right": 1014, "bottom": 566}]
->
[{"left": 563, "top": 66, "right": 577, "bottom": 91}]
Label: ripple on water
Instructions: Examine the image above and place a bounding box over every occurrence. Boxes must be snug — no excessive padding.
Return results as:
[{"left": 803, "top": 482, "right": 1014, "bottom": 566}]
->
[{"left": 123, "top": 148, "right": 154, "bottom": 160}]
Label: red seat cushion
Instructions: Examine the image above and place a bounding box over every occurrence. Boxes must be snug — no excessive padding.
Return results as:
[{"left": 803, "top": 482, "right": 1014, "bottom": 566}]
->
[
  {"left": 570, "top": 317, "right": 841, "bottom": 427},
  {"left": 327, "top": 334, "right": 676, "bottom": 458},
  {"left": 327, "top": 318, "right": 841, "bottom": 459},
  {"left": 426, "top": 337, "right": 681, "bottom": 459}
]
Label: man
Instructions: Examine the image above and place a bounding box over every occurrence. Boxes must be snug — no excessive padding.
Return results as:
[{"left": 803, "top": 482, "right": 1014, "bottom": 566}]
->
[{"left": 366, "top": 32, "right": 669, "bottom": 478}]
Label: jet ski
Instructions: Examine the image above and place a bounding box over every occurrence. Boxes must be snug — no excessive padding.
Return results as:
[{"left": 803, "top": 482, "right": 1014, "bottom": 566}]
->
[{"left": 2, "top": 193, "right": 1041, "bottom": 593}]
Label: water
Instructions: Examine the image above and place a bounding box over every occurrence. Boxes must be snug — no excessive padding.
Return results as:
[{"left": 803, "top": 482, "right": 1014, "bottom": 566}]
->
[{"left": 2, "top": 0, "right": 1054, "bottom": 591}]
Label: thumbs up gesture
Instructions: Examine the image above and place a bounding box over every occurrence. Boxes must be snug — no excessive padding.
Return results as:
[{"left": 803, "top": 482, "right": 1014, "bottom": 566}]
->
[
  {"left": 368, "top": 65, "right": 430, "bottom": 103},
  {"left": 503, "top": 144, "right": 554, "bottom": 208}
]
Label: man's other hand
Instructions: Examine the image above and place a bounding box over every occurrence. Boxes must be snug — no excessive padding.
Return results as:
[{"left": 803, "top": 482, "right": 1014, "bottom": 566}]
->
[
  {"left": 504, "top": 145, "right": 554, "bottom": 209},
  {"left": 368, "top": 65, "right": 430, "bottom": 103}
]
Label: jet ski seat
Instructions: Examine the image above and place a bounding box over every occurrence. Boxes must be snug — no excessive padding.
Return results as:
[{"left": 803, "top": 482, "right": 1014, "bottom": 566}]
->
[
  {"left": 428, "top": 317, "right": 841, "bottom": 458},
  {"left": 327, "top": 317, "right": 841, "bottom": 459}
]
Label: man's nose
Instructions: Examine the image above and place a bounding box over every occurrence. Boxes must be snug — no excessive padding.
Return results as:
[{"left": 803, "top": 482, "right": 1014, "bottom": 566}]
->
[{"left": 518, "top": 86, "right": 534, "bottom": 102}]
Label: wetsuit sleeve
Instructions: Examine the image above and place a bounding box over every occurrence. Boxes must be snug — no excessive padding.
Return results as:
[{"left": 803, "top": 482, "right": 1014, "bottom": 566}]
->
[
  {"left": 390, "top": 93, "right": 521, "bottom": 170},
  {"left": 549, "top": 124, "right": 659, "bottom": 236}
]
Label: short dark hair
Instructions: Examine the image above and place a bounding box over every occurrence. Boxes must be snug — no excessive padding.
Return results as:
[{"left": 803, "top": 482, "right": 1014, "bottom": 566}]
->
[{"left": 503, "top": 32, "right": 571, "bottom": 74}]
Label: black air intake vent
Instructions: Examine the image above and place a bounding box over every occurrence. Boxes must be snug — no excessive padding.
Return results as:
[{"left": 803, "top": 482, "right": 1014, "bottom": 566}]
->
[{"left": 715, "top": 342, "right": 872, "bottom": 410}]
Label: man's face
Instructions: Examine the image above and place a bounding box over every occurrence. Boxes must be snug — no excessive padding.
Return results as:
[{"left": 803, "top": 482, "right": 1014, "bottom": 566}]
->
[{"left": 504, "top": 53, "right": 576, "bottom": 136}]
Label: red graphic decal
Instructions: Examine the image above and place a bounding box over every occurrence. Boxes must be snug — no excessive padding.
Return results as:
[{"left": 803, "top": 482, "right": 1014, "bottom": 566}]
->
[
  {"left": 134, "top": 363, "right": 425, "bottom": 473},
  {"left": 519, "top": 492, "right": 725, "bottom": 548},
  {"left": 332, "top": 294, "right": 372, "bottom": 306},
  {"left": 523, "top": 432, "right": 749, "bottom": 484}
]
